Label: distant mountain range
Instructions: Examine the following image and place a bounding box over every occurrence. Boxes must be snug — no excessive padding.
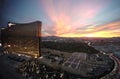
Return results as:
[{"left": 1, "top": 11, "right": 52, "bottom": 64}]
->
[{"left": 42, "top": 36, "right": 120, "bottom": 42}]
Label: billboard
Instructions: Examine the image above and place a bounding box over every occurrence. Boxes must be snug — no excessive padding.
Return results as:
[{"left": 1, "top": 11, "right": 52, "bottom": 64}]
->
[{"left": 1, "top": 21, "right": 41, "bottom": 57}]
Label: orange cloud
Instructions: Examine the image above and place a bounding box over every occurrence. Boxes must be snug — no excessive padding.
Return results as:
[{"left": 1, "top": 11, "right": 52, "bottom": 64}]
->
[
  {"left": 92, "top": 21, "right": 120, "bottom": 32},
  {"left": 60, "top": 21, "right": 120, "bottom": 37},
  {"left": 41, "top": 0, "right": 119, "bottom": 37}
]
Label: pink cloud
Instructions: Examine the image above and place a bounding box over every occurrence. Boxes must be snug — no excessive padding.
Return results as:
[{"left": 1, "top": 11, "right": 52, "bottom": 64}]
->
[{"left": 41, "top": 0, "right": 114, "bottom": 37}]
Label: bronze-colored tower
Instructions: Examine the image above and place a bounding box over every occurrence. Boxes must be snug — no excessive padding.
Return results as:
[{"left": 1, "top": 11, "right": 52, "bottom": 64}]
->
[{"left": 1, "top": 21, "right": 41, "bottom": 57}]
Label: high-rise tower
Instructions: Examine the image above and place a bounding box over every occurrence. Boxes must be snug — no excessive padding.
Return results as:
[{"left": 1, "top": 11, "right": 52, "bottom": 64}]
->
[{"left": 1, "top": 21, "right": 41, "bottom": 58}]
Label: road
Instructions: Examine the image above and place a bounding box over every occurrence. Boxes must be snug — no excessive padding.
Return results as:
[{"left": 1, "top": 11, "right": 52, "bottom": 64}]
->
[{"left": 109, "top": 53, "right": 120, "bottom": 78}]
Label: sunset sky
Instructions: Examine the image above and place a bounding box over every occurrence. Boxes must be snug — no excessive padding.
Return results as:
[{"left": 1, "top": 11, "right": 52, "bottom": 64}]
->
[{"left": 1, "top": 0, "right": 120, "bottom": 37}]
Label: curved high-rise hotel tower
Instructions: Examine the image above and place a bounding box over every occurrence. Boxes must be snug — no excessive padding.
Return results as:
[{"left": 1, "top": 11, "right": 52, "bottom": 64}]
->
[{"left": 1, "top": 21, "right": 41, "bottom": 57}]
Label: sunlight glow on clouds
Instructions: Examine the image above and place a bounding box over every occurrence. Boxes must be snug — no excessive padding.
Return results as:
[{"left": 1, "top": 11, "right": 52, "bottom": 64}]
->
[
  {"left": 2, "top": 0, "right": 120, "bottom": 37},
  {"left": 41, "top": 0, "right": 120, "bottom": 37}
]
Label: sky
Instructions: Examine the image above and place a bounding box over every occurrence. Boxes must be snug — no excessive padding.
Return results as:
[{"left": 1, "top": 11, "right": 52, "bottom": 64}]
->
[{"left": 0, "top": 0, "right": 120, "bottom": 37}]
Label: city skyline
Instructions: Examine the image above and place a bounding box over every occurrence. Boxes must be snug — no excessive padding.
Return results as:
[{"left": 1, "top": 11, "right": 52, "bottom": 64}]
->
[{"left": 1, "top": 0, "right": 120, "bottom": 37}]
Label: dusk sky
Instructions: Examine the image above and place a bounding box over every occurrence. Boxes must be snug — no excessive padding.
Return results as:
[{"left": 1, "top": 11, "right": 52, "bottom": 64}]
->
[{"left": 1, "top": 0, "right": 120, "bottom": 37}]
